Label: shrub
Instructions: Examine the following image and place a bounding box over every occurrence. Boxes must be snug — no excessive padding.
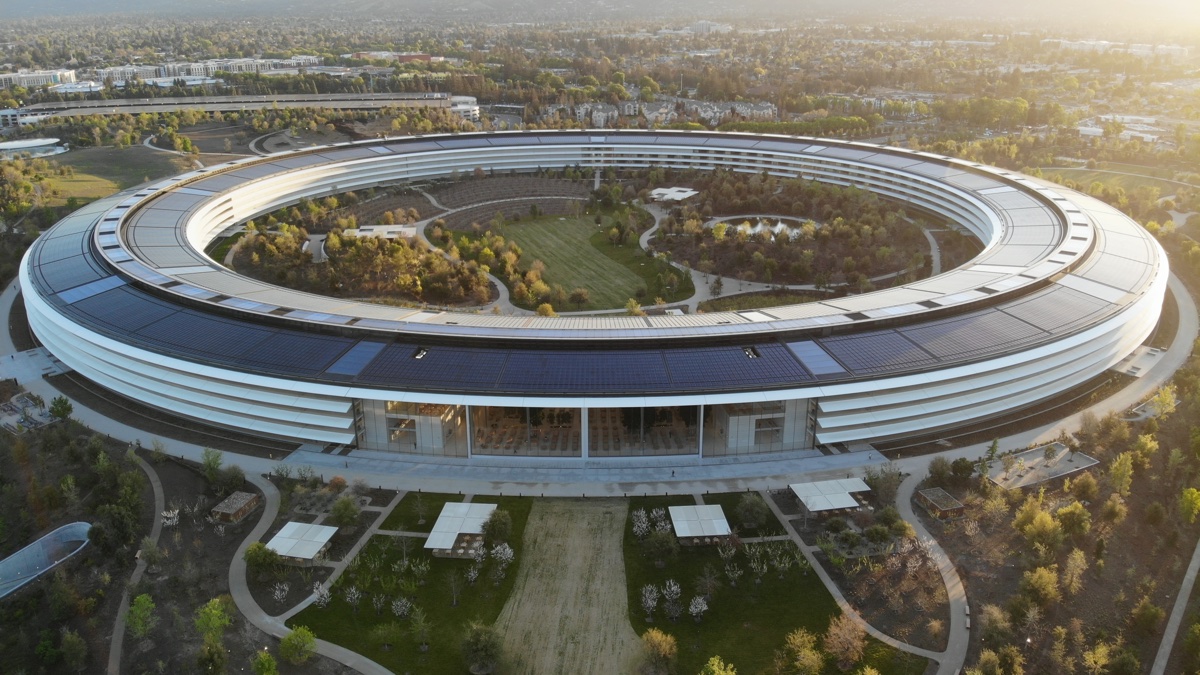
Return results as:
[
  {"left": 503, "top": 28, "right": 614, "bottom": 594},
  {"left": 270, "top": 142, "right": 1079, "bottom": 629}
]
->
[
  {"left": 481, "top": 509, "right": 513, "bottom": 545},
  {"left": 735, "top": 493, "right": 770, "bottom": 530},
  {"left": 244, "top": 542, "right": 282, "bottom": 576},
  {"left": 330, "top": 495, "right": 361, "bottom": 527},
  {"left": 280, "top": 626, "right": 317, "bottom": 665}
]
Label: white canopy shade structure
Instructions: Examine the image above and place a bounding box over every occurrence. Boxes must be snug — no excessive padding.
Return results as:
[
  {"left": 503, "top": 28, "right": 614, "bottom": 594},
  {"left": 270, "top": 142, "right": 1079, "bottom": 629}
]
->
[
  {"left": 650, "top": 186, "right": 699, "bottom": 202},
  {"left": 424, "top": 502, "right": 497, "bottom": 550},
  {"left": 266, "top": 522, "right": 338, "bottom": 560},
  {"left": 789, "top": 478, "right": 871, "bottom": 513},
  {"left": 668, "top": 505, "right": 732, "bottom": 538}
]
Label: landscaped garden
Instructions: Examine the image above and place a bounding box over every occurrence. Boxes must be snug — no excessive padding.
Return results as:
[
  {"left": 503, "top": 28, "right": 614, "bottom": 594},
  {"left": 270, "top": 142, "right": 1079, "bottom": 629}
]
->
[
  {"left": 624, "top": 495, "right": 928, "bottom": 674},
  {"left": 287, "top": 495, "right": 532, "bottom": 673}
]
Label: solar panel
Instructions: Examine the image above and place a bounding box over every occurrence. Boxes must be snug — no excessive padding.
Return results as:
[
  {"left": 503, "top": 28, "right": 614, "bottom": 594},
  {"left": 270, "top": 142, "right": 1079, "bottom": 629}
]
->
[
  {"left": 786, "top": 340, "right": 848, "bottom": 377},
  {"left": 818, "top": 330, "right": 936, "bottom": 374},
  {"left": 70, "top": 286, "right": 180, "bottom": 332},
  {"left": 665, "top": 344, "right": 810, "bottom": 391},
  {"left": 325, "top": 341, "right": 388, "bottom": 377},
  {"left": 497, "top": 350, "right": 668, "bottom": 393},
  {"left": 355, "top": 344, "right": 506, "bottom": 389},
  {"left": 56, "top": 276, "right": 125, "bottom": 305},
  {"left": 899, "top": 310, "right": 1044, "bottom": 360}
]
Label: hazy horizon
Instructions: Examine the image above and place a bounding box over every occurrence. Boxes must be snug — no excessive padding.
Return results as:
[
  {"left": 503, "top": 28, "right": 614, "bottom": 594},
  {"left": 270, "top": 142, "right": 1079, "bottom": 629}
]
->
[{"left": 5, "top": 0, "right": 1200, "bottom": 36}]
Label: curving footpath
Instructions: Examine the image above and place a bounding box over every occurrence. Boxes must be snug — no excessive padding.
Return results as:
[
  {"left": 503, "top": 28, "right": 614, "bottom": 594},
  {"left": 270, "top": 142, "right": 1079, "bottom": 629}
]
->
[
  {"left": 106, "top": 453, "right": 165, "bottom": 675},
  {"left": 227, "top": 474, "right": 394, "bottom": 675},
  {"left": 760, "top": 489, "right": 944, "bottom": 666}
]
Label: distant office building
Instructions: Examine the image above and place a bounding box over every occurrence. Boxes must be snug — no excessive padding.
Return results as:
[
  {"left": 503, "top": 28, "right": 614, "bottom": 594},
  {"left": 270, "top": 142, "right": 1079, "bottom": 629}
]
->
[{"left": 0, "top": 69, "right": 77, "bottom": 89}]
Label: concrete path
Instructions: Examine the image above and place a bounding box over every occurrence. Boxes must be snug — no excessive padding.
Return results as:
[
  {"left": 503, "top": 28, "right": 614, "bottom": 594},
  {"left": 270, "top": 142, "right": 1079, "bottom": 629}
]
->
[
  {"left": 106, "top": 453, "right": 165, "bottom": 675},
  {"left": 275, "top": 490, "right": 405, "bottom": 623},
  {"left": 760, "top": 489, "right": 944, "bottom": 665},
  {"left": 227, "top": 474, "right": 395, "bottom": 675},
  {"left": 896, "top": 472, "right": 966, "bottom": 675},
  {"left": 1151, "top": 530, "right": 1200, "bottom": 674},
  {"left": 920, "top": 225, "right": 942, "bottom": 275}
]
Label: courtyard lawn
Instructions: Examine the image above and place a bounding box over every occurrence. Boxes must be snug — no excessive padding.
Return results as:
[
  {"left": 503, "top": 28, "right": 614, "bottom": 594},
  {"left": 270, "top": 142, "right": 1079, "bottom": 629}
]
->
[
  {"left": 1048, "top": 167, "right": 1189, "bottom": 194},
  {"left": 53, "top": 146, "right": 191, "bottom": 190},
  {"left": 289, "top": 496, "right": 532, "bottom": 673},
  {"left": 496, "top": 215, "right": 647, "bottom": 309},
  {"left": 625, "top": 495, "right": 927, "bottom": 675},
  {"left": 380, "top": 491, "right": 463, "bottom": 532},
  {"left": 484, "top": 213, "right": 693, "bottom": 310}
]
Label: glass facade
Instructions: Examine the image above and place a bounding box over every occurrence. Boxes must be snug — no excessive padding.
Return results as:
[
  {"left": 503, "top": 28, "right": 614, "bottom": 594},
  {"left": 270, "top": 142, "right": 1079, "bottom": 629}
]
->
[
  {"left": 703, "top": 399, "right": 813, "bottom": 457},
  {"left": 354, "top": 399, "right": 814, "bottom": 458},
  {"left": 471, "top": 406, "right": 581, "bottom": 457},
  {"left": 587, "top": 406, "right": 700, "bottom": 457},
  {"left": 356, "top": 400, "right": 469, "bottom": 456}
]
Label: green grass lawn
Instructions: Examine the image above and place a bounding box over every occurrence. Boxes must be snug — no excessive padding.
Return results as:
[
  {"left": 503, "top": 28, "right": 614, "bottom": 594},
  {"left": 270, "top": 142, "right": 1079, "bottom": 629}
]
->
[
  {"left": 1047, "top": 167, "right": 1188, "bottom": 194},
  {"left": 290, "top": 496, "right": 532, "bottom": 673},
  {"left": 481, "top": 212, "right": 693, "bottom": 310},
  {"left": 54, "top": 146, "right": 191, "bottom": 191},
  {"left": 380, "top": 491, "right": 463, "bottom": 532},
  {"left": 204, "top": 231, "right": 245, "bottom": 266},
  {"left": 698, "top": 291, "right": 823, "bottom": 313},
  {"left": 625, "top": 495, "right": 927, "bottom": 675}
]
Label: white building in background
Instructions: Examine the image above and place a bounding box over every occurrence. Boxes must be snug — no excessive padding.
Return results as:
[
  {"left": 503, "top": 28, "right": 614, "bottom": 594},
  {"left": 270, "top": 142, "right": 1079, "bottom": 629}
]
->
[
  {"left": 450, "top": 95, "right": 480, "bottom": 122},
  {"left": 0, "top": 69, "right": 77, "bottom": 89},
  {"left": 94, "top": 65, "right": 160, "bottom": 82},
  {"left": 690, "top": 20, "right": 733, "bottom": 34}
]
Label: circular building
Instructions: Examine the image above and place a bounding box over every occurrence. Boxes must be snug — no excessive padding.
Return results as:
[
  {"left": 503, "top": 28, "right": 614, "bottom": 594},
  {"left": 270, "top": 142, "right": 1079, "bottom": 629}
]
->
[
  {"left": 0, "top": 137, "right": 66, "bottom": 160},
  {"left": 20, "top": 130, "right": 1166, "bottom": 463}
]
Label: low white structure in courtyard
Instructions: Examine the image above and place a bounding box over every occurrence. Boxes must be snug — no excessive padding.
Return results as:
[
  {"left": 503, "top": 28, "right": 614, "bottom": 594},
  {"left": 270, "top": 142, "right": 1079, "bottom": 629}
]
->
[
  {"left": 668, "top": 505, "right": 731, "bottom": 541},
  {"left": 266, "top": 521, "right": 338, "bottom": 566},
  {"left": 424, "top": 502, "right": 497, "bottom": 551},
  {"left": 790, "top": 478, "right": 871, "bottom": 513}
]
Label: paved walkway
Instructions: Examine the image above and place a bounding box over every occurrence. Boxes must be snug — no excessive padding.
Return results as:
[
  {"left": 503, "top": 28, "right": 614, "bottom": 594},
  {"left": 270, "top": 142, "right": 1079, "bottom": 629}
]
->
[
  {"left": 896, "top": 473, "right": 967, "bottom": 675},
  {"left": 106, "top": 453, "right": 165, "bottom": 675},
  {"left": 227, "top": 474, "right": 396, "bottom": 675},
  {"left": 760, "top": 489, "right": 944, "bottom": 665}
]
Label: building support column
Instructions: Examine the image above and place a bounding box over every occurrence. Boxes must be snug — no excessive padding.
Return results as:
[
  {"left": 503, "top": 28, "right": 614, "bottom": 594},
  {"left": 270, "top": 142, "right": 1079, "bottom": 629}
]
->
[
  {"left": 465, "top": 405, "right": 474, "bottom": 458},
  {"left": 697, "top": 404, "right": 705, "bottom": 458},
  {"left": 580, "top": 407, "right": 589, "bottom": 459}
]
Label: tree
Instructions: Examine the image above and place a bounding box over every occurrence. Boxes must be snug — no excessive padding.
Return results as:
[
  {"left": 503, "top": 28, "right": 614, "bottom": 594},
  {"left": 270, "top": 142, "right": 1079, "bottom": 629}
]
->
[
  {"left": 1072, "top": 472, "right": 1099, "bottom": 502},
  {"left": 280, "top": 626, "right": 317, "bottom": 665},
  {"left": 409, "top": 607, "right": 432, "bottom": 651},
  {"left": 127, "top": 593, "right": 157, "bottom": 638},
  {"left": 1109, "top": 452, "right": 1134, "bottom": 497},
  {"left": 823, "top": 613, "right": 866, "bottom": 671},
  {"left": 216, "top": 464, "right": 245, "bottom": 497},
  {"left": 49, "top": 395, "right": 73, "bottom": 421},
  {"left": 700, "top": 655, "right": 737, "bottom": 674},
  {"left": 200, "top": 448, "right": 223, "bottom": 486},
  {"left": 1129, "top": 595, "right": 1165, "bottom": 637},
  {"left": 330, "top": 495, "right": 361, "bottom": 527},
  {"left": 1150, "top": 384, "right": 1178, "bottom": 419},
  {"left": 735, "top": 493, "right": 770, "bottom": 530},
  {"left": 644, "top": 528, "right": 679, "bottom": 567},
  {"left": 569, "top": 287, "right": 590, "bottom": 308},
  {"left": 1020, "top": 566, "right": 1060, "bottom": 607},
  {"left": 536, "top": 302, "right": 557, "bottom": 317},
  {"left": 60, "top": 629, "right": 87, "bottom": 673},
  {"left": 1181, "top": 487, "right": 1200, "bottom": 524},
  {"left": 626, "top": 298, "right": 646, "bottom": 316},
  {"left": 194, "top": 597, "right": 232, "bottom": 643},
  {"left": 1063, "top": 548, "right": 1088, "bottom": 596},
  {"left": 1082, "top": 642, "right": 1111, "bottom": 675},
  {"left": 244, "top": 541, "right": 282, "bottom": 576},
  {"left": 641, "top": 628, "right": 677, "bottom": 675},
  {"left": 462, "top": 621, "right": 502, "bottom": 674},
  {"left": 773, "top": 627, "right": 824, "bottom": 675},
  {"left": 1055, "top": 502, "right": 1091, "bottom": 539},
  {"left": 251, "top": 650, "right": 279, "bottom": 675},
  {"left": 481, "top": 509, "right": 513, "bottom": 545}
]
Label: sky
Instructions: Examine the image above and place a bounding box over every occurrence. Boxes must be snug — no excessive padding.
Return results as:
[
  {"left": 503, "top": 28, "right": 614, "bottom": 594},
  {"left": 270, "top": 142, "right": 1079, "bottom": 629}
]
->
[{"left": 6, "top": 0, "right": 1200, "bottom": 36}]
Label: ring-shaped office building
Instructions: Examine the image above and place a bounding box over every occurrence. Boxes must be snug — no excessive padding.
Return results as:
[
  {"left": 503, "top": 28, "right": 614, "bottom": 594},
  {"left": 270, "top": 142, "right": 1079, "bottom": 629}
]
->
[{"left": 21, "top": 130, "right": 1167, "bottom": 463}]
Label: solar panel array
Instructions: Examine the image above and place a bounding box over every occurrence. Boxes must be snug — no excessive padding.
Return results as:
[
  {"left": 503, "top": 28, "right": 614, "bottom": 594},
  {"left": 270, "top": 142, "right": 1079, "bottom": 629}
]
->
[{"left": 21, "top": 132, "right": 1163, "bottom": 398}]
